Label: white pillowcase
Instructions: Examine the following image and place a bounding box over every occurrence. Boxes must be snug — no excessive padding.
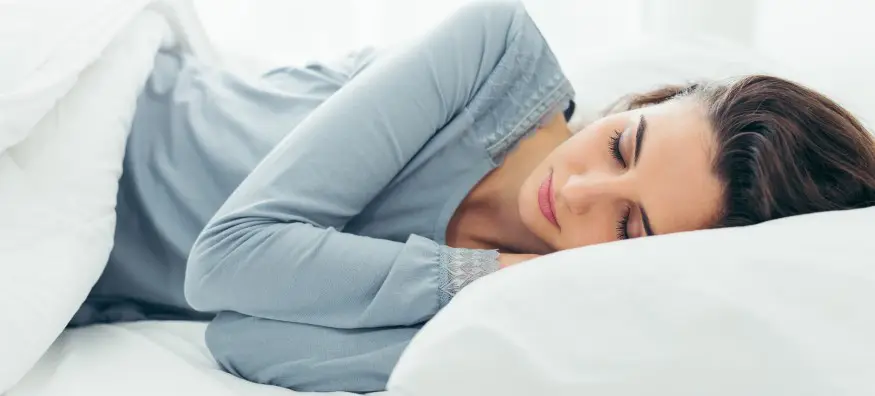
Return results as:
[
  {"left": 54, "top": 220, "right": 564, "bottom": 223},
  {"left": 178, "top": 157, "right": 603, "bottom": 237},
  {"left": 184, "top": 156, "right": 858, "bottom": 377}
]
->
[
  {"left": 387, "top": 40, "right": 875, "bottom": 396},
  {"left": 388, "top": 207, "right": 875, "bottom": 396},
  {"left": 558, "top": 37, "right": 784, "bottom": 128},
  {"left": 0, "top": 13, "right": 170, "bottom": 392}
]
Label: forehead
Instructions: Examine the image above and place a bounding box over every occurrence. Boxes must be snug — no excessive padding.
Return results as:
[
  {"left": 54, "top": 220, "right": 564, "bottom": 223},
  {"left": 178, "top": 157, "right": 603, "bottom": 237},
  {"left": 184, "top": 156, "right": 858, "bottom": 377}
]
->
[{"left": 635, "top": 100, "right": 724, "bottom": 233}]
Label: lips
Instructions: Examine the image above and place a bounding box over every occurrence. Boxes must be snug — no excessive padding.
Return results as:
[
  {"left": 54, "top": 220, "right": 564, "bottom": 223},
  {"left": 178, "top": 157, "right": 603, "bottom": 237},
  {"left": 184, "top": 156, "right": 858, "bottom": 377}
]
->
[{"left": 538, "top": 170, "right": 559, "bottom": 228}]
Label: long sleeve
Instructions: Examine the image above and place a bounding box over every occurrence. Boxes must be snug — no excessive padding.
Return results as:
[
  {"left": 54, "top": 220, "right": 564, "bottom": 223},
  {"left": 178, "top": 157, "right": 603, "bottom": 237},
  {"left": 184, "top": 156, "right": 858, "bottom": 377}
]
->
[{"left": 185, "top": 0, "right": 573, "bottom": 329}]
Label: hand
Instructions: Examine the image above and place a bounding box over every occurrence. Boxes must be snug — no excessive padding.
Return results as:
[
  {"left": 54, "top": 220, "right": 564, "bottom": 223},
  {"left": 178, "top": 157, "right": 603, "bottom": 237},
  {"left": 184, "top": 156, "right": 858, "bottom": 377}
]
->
[{"left": 497, "top": 253, "right": 541, "bottom": 269}]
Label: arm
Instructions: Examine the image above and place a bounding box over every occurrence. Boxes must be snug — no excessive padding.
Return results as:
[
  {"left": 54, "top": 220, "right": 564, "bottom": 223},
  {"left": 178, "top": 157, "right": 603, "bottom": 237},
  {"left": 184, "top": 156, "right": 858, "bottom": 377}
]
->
[
  {"left": 185, "top": 0, "right": 572, "bottom": 329},
  {"left": 205, "top": 311, "right": 420, "bottom": 393}
]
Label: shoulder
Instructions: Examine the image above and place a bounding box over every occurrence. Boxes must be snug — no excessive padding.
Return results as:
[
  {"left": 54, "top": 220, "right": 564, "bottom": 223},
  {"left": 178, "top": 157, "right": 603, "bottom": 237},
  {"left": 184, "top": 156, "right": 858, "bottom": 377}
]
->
[{"left": 460, "top": 1, "right": 575, "bottom": 162}]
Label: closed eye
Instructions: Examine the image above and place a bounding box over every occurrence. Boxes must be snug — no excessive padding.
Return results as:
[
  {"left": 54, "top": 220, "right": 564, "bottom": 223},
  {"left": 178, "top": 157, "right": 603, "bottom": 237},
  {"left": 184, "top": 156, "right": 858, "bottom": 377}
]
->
[
  {"left": 609, "top": 129, "right": 626, "bottom": 167},
  {"left": 616, "top": 205, "right": 631, "bottom": 240},
  {"left": 609, "top": 129, "right": 630, "bottom": 239}
]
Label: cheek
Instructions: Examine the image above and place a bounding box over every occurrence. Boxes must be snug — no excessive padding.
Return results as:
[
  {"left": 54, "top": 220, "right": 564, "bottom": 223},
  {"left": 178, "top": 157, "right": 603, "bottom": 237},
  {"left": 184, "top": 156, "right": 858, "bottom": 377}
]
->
[
  {"left": 553, "top": 129, "right": 602, "bottom": 170},
  {"left": 555, "top": 211, "right": 617, "bottom": 249}
]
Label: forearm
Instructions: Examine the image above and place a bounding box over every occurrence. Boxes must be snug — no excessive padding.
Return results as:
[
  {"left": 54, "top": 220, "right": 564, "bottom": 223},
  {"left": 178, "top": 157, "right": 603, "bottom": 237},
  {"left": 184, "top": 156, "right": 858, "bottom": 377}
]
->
[{"left": 186, "top": 1, "right": 528, "bottom": 327}]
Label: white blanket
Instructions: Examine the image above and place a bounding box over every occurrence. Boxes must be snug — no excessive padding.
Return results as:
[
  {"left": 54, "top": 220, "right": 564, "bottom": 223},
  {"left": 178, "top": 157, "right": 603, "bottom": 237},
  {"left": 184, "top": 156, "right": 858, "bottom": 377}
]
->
[
  {"left": 0, "top": 3, "right": 385, "bottom": 394},
  {"left": 0, "top": 0, "right": 216, "bottom": 154},
  {"left": 0, "top": 0, "right": 220, "bottom": 392}
]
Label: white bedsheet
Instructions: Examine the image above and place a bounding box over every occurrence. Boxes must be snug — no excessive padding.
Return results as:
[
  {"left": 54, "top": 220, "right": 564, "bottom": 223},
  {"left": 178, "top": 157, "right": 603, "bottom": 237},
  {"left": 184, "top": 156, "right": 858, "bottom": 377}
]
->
[{"left": 8, "top": 321, "right": 378, "bottom": 396}]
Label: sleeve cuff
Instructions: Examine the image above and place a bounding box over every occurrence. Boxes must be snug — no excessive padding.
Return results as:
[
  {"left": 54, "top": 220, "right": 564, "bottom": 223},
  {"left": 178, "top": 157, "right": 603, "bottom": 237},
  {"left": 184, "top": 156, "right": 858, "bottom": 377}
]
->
[{"left": 437, "top": 246, "right": 500, "bottom": 307}]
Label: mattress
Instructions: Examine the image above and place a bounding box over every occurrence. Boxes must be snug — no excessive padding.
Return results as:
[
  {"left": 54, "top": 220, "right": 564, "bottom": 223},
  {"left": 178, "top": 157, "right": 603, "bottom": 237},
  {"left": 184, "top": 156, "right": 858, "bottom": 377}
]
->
[{"left": 7, "top": 321, "right": 380, "bottom": 396}]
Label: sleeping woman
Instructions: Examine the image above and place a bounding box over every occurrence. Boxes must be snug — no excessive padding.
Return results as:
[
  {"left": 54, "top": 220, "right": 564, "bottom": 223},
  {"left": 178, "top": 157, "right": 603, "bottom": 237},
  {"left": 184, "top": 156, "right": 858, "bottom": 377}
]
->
[{"left": 70, "top": 0, "right": 875, "bottom": 393}]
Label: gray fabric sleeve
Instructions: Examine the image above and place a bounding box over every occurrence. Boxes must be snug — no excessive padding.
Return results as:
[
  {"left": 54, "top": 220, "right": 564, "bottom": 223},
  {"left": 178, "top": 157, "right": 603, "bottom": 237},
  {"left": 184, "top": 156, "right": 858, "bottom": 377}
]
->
[
  {"left": 184, "top": 1, "right": 524, "bottom": 329},
  {"left": 196, "top": 1, "right": 575, "bottom": 393}
]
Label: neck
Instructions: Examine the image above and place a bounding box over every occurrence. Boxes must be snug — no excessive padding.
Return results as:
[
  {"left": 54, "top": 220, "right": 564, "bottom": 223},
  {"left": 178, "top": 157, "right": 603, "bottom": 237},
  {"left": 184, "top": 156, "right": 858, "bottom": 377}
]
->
[
  {"left": 456, "top": 175, "right": 524, "bottom": 253},
  {"left": 457, "top": 114, "right": 572, "bottom": 254}
]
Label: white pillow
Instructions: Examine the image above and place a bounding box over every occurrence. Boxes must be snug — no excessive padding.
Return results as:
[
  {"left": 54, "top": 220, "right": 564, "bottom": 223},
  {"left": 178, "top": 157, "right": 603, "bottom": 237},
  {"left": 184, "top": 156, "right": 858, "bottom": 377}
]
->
[
  {"left": 387, "top": 41, "right": 875, "bottom": 395},
  {"left": 557, "top": 37, "right": 787, "bottom": 128},
  {"left": 388, "top": 206, "right": 875, "bottom": 396},
  {"left": 553, "top": 36, "right": 869, "bottom": 134},
  {"left": 0, "top": 13, "right": 169, "bottom": 392}
]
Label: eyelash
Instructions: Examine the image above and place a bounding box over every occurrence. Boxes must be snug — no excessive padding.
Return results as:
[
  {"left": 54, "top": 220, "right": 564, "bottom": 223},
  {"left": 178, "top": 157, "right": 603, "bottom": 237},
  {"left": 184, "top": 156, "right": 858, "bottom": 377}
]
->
[
  {"left": 616, "top": 205, "right": 631, "bottom": 240},
  {"left": 610, "top": 130, "right": 630, "bottom": 240},
  {"left": 608, "top": 130, "right": 626, "bottom": 168}
]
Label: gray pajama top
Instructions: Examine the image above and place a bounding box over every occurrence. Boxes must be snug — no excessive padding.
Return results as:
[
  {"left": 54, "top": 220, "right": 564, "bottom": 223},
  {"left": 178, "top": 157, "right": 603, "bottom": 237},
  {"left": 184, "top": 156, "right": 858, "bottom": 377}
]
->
[{"left": 76, "top": 1, "right": 575, "bottom": 392}]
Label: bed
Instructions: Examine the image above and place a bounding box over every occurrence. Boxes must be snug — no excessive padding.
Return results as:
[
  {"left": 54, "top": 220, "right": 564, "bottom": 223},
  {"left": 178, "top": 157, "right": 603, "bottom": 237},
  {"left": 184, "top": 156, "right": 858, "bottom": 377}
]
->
[
  {"left": 9, "top": 321, "right": 369, "bottom": 396},
  {"left": 2, "top": 1, "right": 874, "bottom": 395}
]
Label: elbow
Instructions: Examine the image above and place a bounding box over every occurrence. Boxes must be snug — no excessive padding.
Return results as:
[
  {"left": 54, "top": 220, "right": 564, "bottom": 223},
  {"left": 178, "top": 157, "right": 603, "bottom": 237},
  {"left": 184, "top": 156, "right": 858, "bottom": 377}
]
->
[
  {"left": 185, "top": 217, "right": 309, "bottom": 312},
  {"left": 185, "top": 218, "right": 300, "bottom": 312},
  {"left": 183, "top": 229, "right": 226, "bottom": 312}
]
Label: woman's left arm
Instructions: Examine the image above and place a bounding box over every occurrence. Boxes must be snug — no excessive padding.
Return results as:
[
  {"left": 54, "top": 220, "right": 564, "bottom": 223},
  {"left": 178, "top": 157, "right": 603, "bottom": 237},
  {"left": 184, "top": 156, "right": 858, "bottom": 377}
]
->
[{"left": 185, "top": 0, "right": 574, "bottom": 330}]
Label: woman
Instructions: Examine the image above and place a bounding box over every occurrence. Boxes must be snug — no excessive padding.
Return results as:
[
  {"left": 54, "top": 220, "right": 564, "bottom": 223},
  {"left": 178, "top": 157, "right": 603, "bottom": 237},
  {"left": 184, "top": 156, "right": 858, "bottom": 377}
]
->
[{"left": 71, "top": 0, "right": 875, "bottom": 393}]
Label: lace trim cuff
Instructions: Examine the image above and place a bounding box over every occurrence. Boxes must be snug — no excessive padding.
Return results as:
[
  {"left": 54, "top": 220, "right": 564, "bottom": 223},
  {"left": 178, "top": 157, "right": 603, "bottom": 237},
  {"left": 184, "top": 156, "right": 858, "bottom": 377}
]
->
[{"left": 437, "top": 246, "right": 500, "bottom": 307}]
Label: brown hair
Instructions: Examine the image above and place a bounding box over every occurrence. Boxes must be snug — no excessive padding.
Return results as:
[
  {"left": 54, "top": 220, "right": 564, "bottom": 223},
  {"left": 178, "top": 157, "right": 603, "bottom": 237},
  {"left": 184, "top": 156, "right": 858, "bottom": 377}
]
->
[{"left": 613, "top": 75, "right": 875, "bottom": 228}]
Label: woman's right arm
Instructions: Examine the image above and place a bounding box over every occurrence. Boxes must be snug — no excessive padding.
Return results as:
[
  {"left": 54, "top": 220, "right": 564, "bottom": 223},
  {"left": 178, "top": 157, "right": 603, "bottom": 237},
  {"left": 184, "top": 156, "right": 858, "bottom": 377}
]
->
[{"left": 185, "top": 1, "right": 536, "bottom": 329}]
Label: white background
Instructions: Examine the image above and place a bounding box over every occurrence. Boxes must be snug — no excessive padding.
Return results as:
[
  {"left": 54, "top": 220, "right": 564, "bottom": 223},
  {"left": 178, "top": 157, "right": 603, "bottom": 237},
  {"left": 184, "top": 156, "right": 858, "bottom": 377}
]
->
[
  {"left": 192, "top": 1, "right": 875, "bottom": 62},
  {"left": 194, "top": 0, "right": 874, "bottom": 120}
]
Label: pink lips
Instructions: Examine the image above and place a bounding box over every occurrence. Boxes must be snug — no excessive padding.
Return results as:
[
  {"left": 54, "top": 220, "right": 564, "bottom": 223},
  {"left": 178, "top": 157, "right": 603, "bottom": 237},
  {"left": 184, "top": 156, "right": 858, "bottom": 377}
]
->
[{"left": 538, "top": 170, "right": 559, "bottom": 228}]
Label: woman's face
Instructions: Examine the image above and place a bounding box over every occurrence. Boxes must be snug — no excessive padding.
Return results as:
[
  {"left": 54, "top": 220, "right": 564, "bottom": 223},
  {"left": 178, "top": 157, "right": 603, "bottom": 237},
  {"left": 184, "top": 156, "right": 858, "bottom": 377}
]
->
[{"left": 519, "top": 99, "right": 724, "bottom": 250}]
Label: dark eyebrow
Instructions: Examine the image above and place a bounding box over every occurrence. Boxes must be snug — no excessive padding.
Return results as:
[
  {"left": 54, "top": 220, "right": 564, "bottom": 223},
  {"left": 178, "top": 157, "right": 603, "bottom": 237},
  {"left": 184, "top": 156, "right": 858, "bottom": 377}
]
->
[
  {"left": 633, "top": 115, "right": 655, "bottom": 236},
  {"left": 633, "top": 114, "right": 646, "bottom": 165}
]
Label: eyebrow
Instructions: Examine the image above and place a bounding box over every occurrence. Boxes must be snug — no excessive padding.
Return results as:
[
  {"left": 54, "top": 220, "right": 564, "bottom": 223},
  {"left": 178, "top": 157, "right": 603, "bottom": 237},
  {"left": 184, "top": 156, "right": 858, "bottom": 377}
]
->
[
  {"left": 633, "top": 115, "right": 655, "bottom": 236},
  {"left": 633, "top": 114, "right": 646, "bottom": 166}
]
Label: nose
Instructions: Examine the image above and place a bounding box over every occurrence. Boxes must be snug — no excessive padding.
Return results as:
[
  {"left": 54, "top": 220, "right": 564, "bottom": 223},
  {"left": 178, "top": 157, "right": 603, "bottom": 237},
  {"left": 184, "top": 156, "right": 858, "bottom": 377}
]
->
[{"left": 560, "top": 172, "right": 627, "bottom": 215}]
